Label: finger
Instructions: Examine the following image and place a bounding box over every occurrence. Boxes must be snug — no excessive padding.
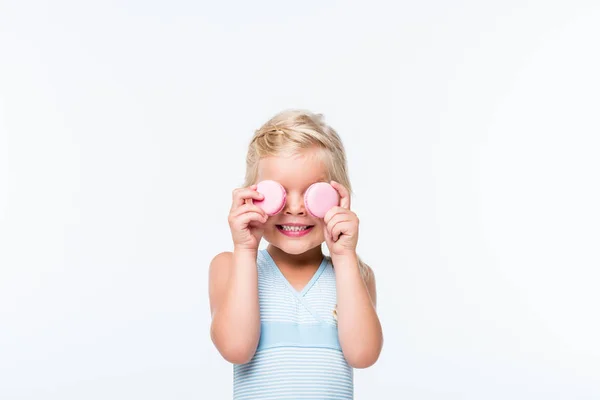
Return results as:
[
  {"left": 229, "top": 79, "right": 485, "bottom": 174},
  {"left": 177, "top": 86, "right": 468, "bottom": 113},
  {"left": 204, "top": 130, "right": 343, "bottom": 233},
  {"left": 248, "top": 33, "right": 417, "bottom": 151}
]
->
[
  {"left": 331, "top": 220, "right": 353, "bottom": 242},
  {"left": 326, "top": 212, "right": 350, "bottom": 231},
  {"left": 324, "top": 206, "right": 348, "bottom": 225},
  {"left": 331, "top": 220, "right": 356, "bottom": 242},
  {"left": 243, "top": 184, "right": 260, "bottom": 206},
  {"left": 330, "top": 181, "right": 350, "bottom": 210},
  {"left": 327, "top": 213, "right": 351, "bottom": 239},
  {"left": 237, "top": 211, "right": 268, "bottom": 227},
  {"left": 231, "top": 203, "right": 268, "bottom": 219},
  {"left": 231, "top": 186, "right": 264, "bottom": 209},
  {"left": 233, "top": 186, "right": 263, "bottom": 205}
]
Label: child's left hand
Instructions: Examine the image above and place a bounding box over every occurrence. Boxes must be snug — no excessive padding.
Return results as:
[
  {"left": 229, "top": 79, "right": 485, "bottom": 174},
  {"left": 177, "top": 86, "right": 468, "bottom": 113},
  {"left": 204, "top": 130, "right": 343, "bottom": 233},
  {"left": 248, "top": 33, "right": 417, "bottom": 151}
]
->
[{"left": 323, "top": 181, "right": 359, "bottom": 257}]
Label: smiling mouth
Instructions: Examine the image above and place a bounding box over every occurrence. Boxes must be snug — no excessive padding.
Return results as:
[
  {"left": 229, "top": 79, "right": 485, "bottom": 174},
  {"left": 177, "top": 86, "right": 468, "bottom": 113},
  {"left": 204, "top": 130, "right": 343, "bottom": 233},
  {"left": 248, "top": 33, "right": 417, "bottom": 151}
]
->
[
  {"left": 276, "top": 224, "right": 314, "bottom": 237},
  {"left": 277, "top": 225, "right": 313, "bottom": 232}
]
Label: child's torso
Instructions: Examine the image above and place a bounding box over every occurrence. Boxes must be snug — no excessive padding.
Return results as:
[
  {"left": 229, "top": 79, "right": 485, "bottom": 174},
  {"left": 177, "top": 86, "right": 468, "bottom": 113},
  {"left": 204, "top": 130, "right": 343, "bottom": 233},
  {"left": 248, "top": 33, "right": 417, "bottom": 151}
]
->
[{"left": 232, "top": 249, "right": 353, "bottom": 400}]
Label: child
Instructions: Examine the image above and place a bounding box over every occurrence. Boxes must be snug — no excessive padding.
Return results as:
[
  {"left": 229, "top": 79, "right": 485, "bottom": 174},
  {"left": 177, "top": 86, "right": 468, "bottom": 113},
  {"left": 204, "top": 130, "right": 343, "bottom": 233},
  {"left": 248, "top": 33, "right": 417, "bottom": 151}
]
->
[{"left": 209, "top": 109, "right": 383, "bottom": 399}]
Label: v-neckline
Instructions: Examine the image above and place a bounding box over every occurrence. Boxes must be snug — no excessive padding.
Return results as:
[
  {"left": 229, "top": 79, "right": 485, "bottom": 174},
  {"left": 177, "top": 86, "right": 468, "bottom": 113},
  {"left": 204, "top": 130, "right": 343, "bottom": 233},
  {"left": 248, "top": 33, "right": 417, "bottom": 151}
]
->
[{"left": 263, "top": 249, "right": 328, "bottom": 297}]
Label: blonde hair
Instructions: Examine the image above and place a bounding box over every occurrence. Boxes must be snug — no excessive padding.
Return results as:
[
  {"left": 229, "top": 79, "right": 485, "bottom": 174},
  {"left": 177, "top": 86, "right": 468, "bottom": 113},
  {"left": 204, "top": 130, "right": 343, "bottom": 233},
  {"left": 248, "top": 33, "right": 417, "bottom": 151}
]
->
[{"left": 244, "top": 109, "right": 371, "bottom": 282}]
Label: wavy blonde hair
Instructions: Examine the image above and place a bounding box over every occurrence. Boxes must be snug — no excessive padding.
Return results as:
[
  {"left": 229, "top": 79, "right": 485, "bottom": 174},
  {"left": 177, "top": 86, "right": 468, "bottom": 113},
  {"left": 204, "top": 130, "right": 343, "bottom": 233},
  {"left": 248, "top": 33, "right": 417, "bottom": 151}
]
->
[{"left": 244, "top": 109, "right": 371, "bottom": 282}]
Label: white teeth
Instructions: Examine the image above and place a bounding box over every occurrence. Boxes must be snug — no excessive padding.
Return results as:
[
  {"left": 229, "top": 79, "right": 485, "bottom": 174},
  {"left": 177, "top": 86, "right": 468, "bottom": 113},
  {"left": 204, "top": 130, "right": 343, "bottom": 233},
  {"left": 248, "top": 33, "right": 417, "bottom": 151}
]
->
[{"left": 280, "top": 225, "right": 309, "bottom": 232}]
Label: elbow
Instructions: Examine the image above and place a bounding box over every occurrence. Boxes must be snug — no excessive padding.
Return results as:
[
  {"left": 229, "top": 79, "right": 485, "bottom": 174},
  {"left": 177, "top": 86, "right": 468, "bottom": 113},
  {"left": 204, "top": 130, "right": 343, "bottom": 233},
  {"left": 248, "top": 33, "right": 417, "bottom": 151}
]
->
[
  {"left": 210, "top": 324, "right": 258, "bottom": 365},
  {"left": 347, "top": 350, "right": 381, "bottom": 369},
  {"left": 345, "top": 337, "right": 383, "bottom": 369},
  {"left": 219, "top": 345, "right": 256, "bottom": 365}
]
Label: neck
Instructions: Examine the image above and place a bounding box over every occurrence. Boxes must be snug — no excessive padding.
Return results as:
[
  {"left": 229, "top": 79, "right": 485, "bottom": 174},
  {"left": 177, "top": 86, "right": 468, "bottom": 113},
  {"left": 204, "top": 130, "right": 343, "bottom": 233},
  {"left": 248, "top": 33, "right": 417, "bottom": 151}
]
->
[{"left": 266, "top": 244, "right": 324, "bottom": 267}]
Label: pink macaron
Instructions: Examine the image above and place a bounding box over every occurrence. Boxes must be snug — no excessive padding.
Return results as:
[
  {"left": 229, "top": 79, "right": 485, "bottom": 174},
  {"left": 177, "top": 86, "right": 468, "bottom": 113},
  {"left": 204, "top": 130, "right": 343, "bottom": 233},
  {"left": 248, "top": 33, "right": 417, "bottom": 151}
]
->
[
  {"left": 304, "top": 182, "right": 340, "bottom": 218},
  {"left": 254, "top": 180, "right": 286, "bottom": 216}
]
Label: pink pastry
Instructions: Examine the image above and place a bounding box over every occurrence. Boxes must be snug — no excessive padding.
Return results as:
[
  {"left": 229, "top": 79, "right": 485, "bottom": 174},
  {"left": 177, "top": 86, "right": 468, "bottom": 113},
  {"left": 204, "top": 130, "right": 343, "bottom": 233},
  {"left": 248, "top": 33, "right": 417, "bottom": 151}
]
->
[
  {"left": 304, "top": 182, "right": 340, "bottom": 218},
  {"left": 254, "top": 180, "right": 286, "bottom": 216}
]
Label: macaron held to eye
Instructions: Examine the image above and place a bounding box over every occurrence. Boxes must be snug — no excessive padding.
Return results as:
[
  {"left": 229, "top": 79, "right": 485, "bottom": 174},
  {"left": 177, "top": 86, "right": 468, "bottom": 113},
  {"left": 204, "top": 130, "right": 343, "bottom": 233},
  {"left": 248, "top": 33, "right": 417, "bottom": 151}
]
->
[
  {"left": 254, "top": 180, "right": 286, "bottom": 216},
  {"left": 253, "top": 180, "right": 340, "bottom": 218},
  {"left": 304, "top": 182, "right": 340, "bottom": 218}
]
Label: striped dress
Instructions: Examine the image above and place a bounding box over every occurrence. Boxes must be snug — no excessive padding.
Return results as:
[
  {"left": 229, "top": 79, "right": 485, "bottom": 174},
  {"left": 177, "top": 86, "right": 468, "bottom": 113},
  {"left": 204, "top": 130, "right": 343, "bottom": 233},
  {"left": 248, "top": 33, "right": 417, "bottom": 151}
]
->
[{"left": 233, "top": 249, "right": 353, "bottom": 399}]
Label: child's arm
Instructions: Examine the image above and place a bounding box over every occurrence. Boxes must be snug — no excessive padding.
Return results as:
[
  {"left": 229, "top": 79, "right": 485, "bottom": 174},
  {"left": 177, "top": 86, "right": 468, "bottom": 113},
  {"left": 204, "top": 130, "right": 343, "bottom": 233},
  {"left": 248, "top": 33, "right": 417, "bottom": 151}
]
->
[
  {"left": 324, "top": 181, "right": 383, "bottom": 368},
  {"left": 209, "top": 185, "right": 268, "bottom": 364},
  {"left": 333, "top": 253, "right": 383, "bottom": 368},
  {"left": 209, "top": 250, "right": 261, "bottom": 364}
]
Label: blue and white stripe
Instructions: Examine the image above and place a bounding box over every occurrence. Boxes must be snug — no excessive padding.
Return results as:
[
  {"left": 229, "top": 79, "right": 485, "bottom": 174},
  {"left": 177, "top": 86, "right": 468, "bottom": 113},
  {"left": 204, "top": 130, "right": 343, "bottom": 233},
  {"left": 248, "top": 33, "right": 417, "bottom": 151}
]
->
[{"left": 233, "top": 249, "right": 353, "bottom": 399}]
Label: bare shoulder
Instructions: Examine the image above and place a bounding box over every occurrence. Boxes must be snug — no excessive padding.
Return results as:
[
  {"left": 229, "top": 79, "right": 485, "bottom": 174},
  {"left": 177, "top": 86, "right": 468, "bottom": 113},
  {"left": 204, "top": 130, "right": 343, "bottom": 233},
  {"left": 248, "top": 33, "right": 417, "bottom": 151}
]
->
[
  {"left": 209, "top": 251, "right": 234, "bottom": 283},
  {"left": 209, "top": 251, "right": 234, "bottom": 272},
  {"left": 208, "top": 251, "right": 234, "bottom": 316}
]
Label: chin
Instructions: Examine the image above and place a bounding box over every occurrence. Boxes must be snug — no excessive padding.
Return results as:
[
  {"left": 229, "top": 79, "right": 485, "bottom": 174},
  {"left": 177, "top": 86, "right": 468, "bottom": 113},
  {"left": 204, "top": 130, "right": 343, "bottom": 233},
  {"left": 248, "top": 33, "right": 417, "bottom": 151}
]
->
[{"left": 276, "top": 241, "right": 319, "bottom": 255}]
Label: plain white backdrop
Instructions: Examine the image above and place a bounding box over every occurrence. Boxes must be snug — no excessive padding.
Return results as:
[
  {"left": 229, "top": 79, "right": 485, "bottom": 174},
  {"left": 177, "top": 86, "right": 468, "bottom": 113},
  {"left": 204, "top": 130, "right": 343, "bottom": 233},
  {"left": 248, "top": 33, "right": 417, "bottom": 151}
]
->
[{"left": 1, "top": 1, "right": 599, "bottom": 399}]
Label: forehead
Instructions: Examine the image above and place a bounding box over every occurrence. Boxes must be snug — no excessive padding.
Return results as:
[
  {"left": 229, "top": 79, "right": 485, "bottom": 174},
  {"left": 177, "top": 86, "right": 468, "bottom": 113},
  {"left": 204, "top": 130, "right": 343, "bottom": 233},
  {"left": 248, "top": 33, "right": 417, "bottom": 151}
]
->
[{"left": 257, "top": 149, "right": 328, "bottom": 188}]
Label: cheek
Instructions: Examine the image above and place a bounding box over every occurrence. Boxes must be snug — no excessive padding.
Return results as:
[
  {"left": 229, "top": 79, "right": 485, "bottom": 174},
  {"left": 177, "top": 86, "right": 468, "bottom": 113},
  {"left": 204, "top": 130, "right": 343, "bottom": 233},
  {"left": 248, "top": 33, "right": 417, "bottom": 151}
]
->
[
  {"left": 312, "top": 219, "right": 325, "bottom": 229},
  {"left": 264, "top": 220, "right": 278, "bottom": 231},
  {"left": 311, "top": 219, "right": 326, "bottom": 236}
]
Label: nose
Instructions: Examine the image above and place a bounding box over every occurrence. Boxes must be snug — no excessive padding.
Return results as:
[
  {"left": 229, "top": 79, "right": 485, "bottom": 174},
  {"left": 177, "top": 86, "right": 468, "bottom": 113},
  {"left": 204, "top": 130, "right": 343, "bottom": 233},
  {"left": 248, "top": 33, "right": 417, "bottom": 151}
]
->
[{"left": 283, "top": 192, "right": 306, "bottom": 216}]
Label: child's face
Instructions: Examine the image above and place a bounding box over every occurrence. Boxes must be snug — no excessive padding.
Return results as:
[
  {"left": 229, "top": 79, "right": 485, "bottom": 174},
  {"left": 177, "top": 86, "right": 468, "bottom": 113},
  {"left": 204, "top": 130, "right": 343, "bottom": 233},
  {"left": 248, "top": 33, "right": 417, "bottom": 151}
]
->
[{"left": 256, "top": 148, "right": 328, "bottom": 255}]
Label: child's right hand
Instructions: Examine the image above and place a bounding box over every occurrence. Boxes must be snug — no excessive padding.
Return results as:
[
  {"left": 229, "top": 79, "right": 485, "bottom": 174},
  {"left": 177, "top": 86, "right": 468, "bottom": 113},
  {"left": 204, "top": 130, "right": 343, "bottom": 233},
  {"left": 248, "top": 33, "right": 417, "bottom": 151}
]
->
[{"left": 228, "top": 184, "right": 269, "bottom": 251}]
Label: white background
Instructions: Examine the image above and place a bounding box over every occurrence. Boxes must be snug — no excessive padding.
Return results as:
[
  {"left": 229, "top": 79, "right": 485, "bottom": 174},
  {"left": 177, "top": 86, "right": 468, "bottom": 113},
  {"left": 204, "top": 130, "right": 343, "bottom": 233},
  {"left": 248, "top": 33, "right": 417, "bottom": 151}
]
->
[{"left": 1, "top": 1, "right": 599, "bottom": 399}]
